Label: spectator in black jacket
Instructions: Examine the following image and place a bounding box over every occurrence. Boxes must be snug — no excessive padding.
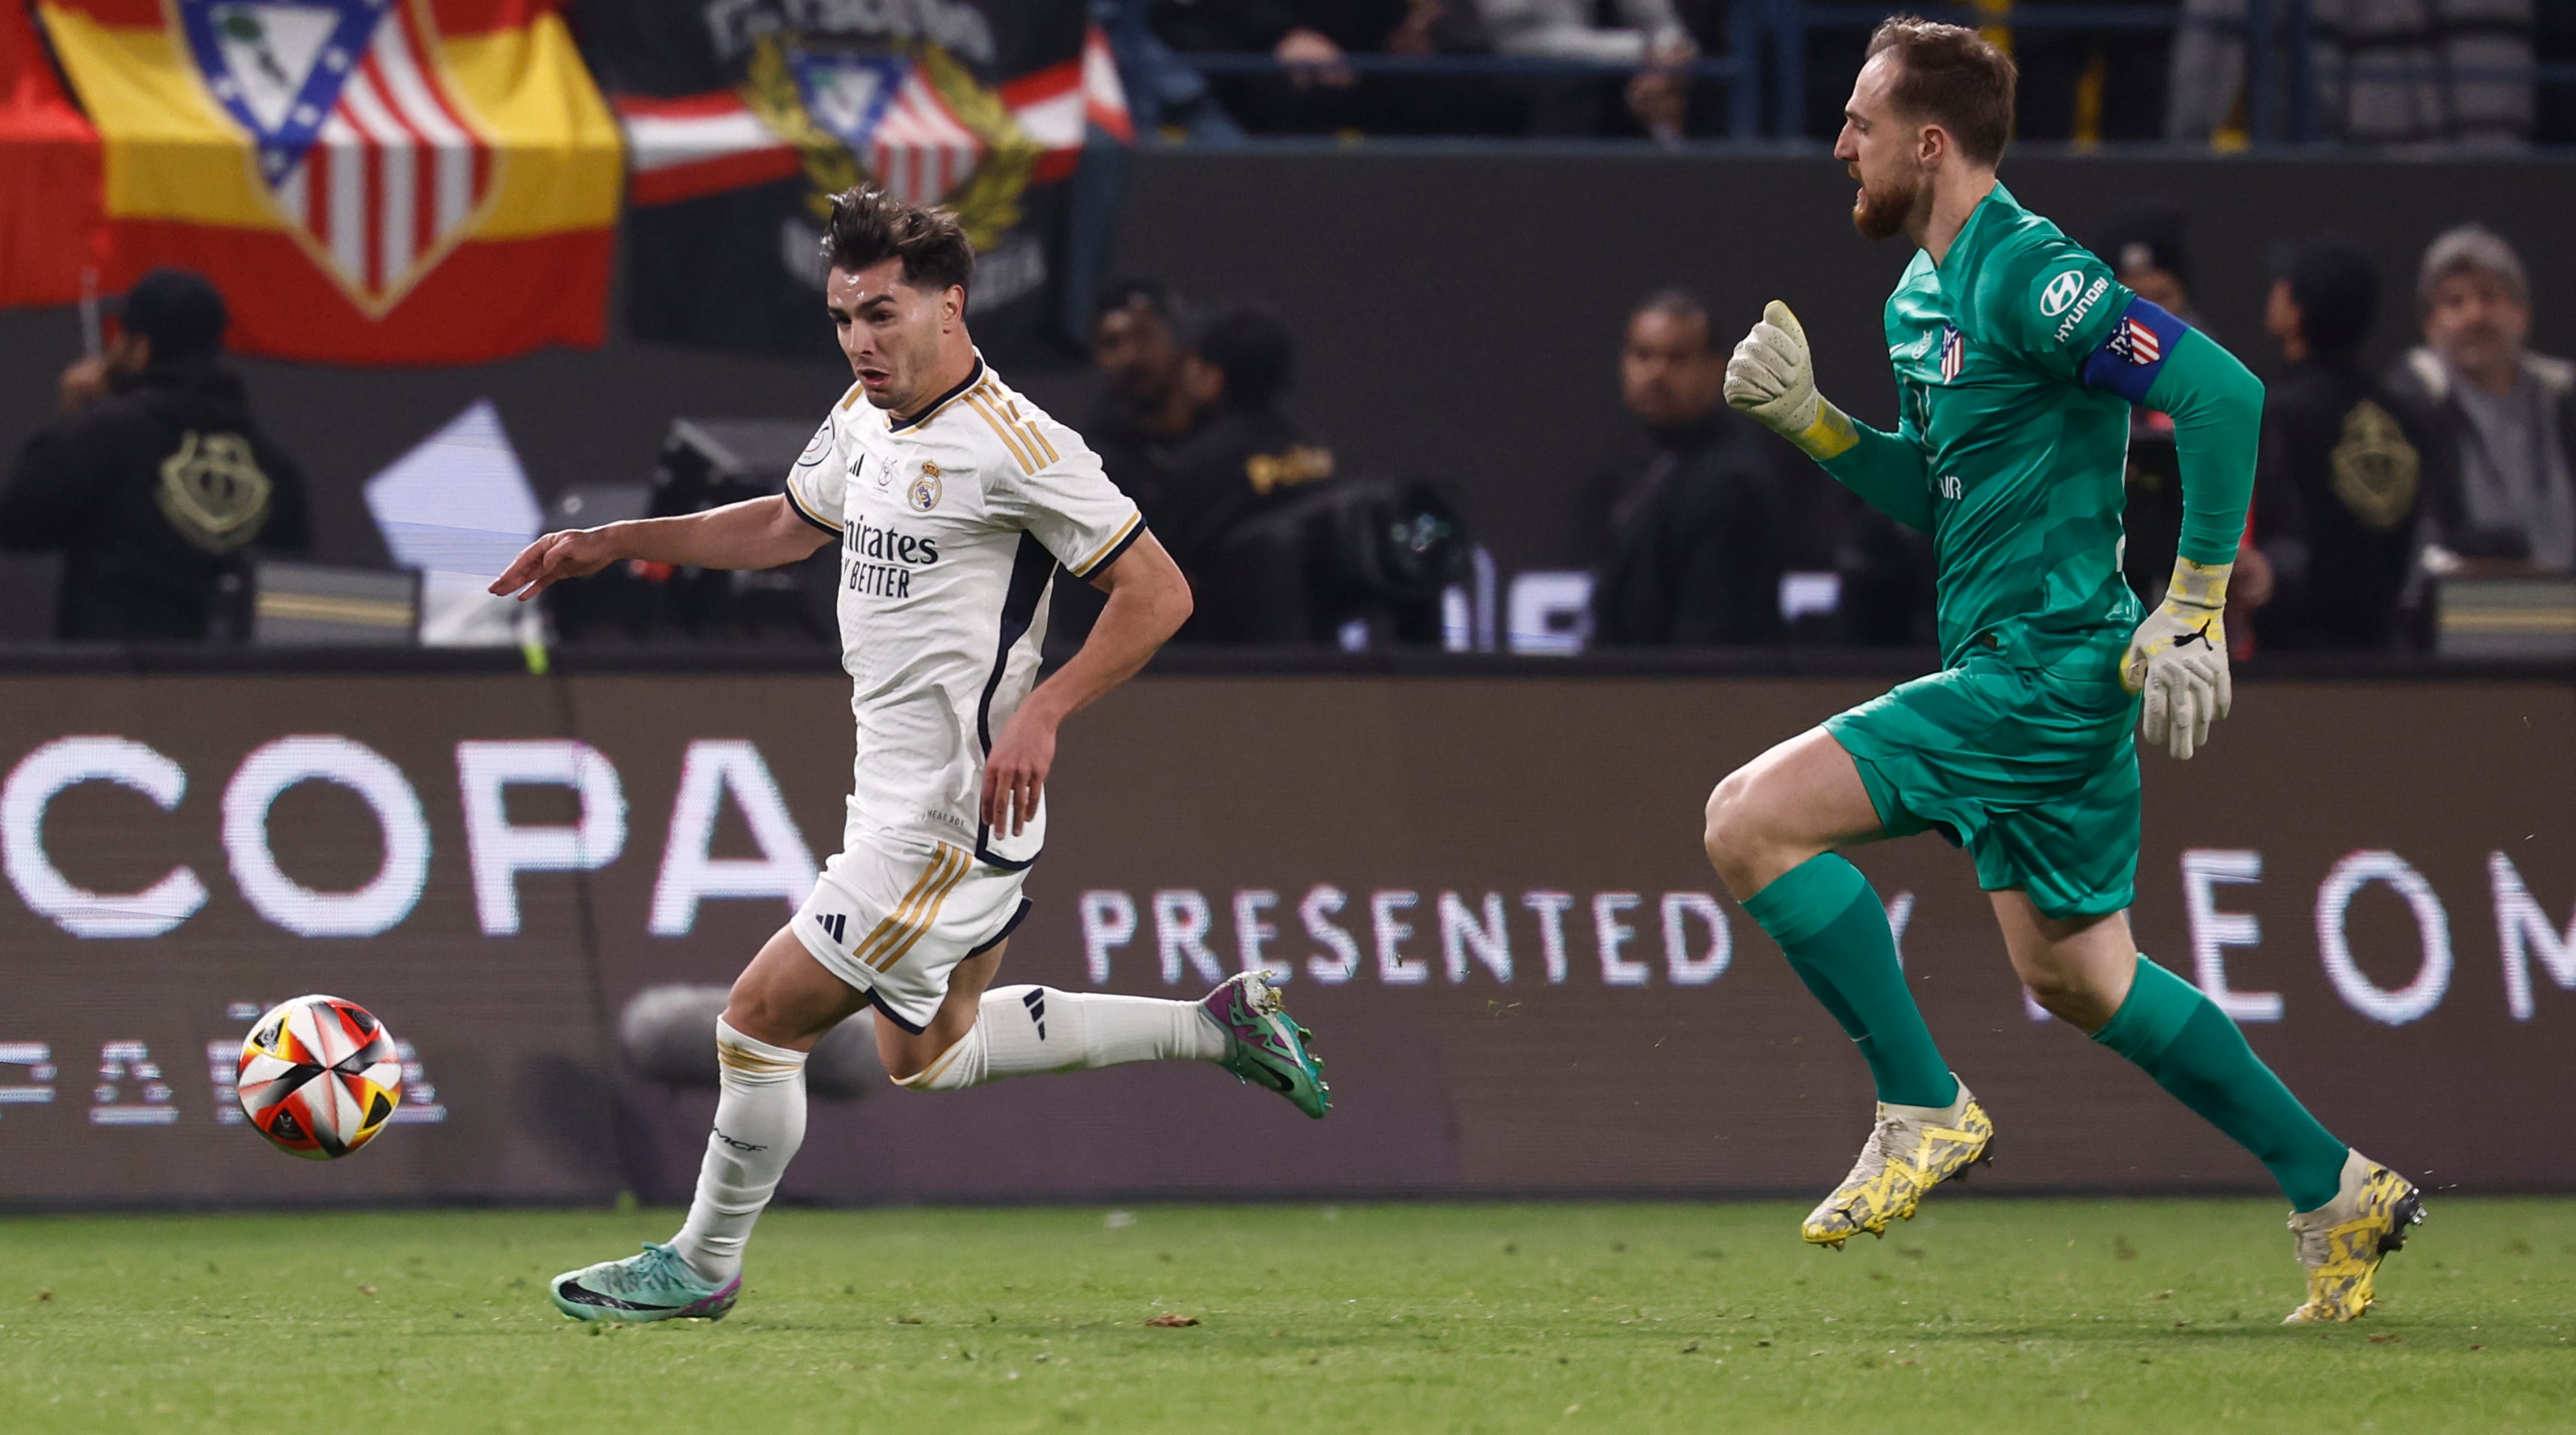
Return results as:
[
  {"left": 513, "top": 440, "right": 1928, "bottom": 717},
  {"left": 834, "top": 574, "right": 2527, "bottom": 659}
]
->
[
  {"left": 2252, "top": 235, "right": 2427, "bottom": 651},
  {"left": 1049, "top": 279, "right": 1208, "bottom": 660},
  {"left": 1156, "top": 306, "right": 1334, "bottom": 571},
  {"left": 0, "top": 269, "right": 309, "bottom": 640},
  {"left": 2384, "top": 224, "right": 2576, "bottom": 576},
  {"left": 1085, "top": 279, "right": 1203, "bottom": 521},
  {"left": 1154, "top": 305, "right": 1343, "bottom": 642},
  {"left": 1587, "top": 290, "right": 1783, "bottom": 646}
]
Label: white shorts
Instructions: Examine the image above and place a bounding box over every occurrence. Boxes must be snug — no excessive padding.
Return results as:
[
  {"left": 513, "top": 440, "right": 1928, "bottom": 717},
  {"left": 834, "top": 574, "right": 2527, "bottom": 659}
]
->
[{"left": 790, "top": 835, "right": 1031, "bottom": 1033}]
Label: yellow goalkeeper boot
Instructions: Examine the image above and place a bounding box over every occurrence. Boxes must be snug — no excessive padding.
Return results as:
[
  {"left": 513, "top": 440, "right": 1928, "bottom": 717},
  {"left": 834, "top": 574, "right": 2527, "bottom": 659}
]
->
[
  {"left": 1802, "top": 1079, "right": 1994, "bottom": 1249},
  {"left": 2283, "top": 1151, "right": 2424, "bottom": 1323}
]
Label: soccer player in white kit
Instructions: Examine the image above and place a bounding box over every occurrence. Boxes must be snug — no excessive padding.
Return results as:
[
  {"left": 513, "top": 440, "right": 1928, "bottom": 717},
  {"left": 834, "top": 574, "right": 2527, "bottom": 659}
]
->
[{"left": 491, "top": 188, "right": 1332, "bottom": 1324}]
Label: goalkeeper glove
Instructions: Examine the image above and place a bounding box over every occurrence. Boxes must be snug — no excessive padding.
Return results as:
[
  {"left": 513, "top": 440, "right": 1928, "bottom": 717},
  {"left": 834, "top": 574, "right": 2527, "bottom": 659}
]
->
[
  {"left": 2123, "top": 558, "right": 2233, "bottom": 760},
  {"left": 1723, "top": 301, "right": 1860, "bottom": 461}
]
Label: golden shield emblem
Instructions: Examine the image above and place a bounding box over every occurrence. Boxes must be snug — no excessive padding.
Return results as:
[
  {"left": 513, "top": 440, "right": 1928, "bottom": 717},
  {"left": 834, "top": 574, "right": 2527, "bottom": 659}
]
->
[
  {"left": 2330, "top": 400, "right": 2420, "bottom": 533},
  {"left": 742, "top": 37, "right": 1040, "bottom": 253},
  {"left": 157, "top": 430, "right": 272, "bottom": 554}
]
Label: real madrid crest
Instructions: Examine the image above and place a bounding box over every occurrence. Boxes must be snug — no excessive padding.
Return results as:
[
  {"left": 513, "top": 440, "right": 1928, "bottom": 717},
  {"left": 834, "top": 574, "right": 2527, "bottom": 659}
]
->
[{"left": 907, "top": 462, "right": 943, "bottom": 513}]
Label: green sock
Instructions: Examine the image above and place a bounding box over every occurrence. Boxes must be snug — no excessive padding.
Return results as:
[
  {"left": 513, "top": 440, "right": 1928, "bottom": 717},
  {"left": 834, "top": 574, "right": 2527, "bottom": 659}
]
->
[
  {"left": 2093, "top": 955, "right": 2349, "bottom": 1211},
  {"left": 1743, "top": 854, "right": 1958, "bottom": 1109}
]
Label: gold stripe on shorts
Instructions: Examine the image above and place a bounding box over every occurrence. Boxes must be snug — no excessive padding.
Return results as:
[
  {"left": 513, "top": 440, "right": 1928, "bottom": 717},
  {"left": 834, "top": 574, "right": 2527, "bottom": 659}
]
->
[
  {"left": 849, "top": 844, "right": 969, "bottom": 973},
  {"left": 844, "top": 847, "right": 954, "bottom": 970},
  {"left": 867, "top": 850, "right": 971, "bottom": 973},
  {"left": 847, "top": 844, "right": 962, "bottom": 971}
]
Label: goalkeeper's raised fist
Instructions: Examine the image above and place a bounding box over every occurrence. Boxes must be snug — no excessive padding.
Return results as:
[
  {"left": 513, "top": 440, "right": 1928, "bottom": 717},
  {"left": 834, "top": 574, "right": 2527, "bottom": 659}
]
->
[{"left": 1725, "top": 301, "right": 1858, "bottom": 461}]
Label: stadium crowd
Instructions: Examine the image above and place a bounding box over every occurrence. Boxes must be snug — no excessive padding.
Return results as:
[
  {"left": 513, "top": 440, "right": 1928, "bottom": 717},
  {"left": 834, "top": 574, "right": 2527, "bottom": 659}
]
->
[
  {"left": 2, "top": 217, "right": 2566, "bottom": 654},
  {"left": 1070, "top": 218, "right": 2570, "bottom": 654},
  {"left": 1120, "top": 0, "right": 2574, "bottom": 146}
]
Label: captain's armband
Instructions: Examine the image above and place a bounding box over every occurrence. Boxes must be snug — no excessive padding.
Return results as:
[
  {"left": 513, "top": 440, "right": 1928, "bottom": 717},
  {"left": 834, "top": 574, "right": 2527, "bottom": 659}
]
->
[{"left": 2078, "top": 297, "right": 2190, "bottom": 405}]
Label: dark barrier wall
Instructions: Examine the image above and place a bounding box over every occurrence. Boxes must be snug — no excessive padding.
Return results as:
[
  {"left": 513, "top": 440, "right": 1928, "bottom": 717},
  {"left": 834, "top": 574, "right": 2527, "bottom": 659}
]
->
[
  {"left": 1, "top": 670, "right": 2568, "bottom": 1205},
  {"left": 1, "top": 152, "right": 2571, "bottom": 632}
]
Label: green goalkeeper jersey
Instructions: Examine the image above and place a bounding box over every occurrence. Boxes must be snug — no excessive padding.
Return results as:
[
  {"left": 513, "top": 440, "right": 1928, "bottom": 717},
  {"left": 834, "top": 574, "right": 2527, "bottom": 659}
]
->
[
  {"left": 1800, "top": 185, "right": 2260, "bottom": 916},
  {"left": 1868, "top": 184, "right": 2144, "bottom": 669}
]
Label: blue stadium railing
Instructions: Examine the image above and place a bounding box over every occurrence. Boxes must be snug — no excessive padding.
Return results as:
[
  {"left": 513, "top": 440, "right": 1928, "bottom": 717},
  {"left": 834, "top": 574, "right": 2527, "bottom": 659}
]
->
[{"left": 1138, "top": 0, "right": 2574, "bottom": 148}]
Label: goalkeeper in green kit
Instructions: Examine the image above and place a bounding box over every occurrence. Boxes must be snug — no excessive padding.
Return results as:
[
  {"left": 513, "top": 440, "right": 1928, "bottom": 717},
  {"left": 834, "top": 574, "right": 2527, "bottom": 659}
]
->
[{"left": 1702, "top": 15, "right": 2420, "bottom": 1322}]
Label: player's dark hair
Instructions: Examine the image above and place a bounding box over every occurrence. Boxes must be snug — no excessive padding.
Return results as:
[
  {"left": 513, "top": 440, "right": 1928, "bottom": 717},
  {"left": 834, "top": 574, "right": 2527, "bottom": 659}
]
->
[
  {"left": 1196, "top": 305, "right": 1295, "bottom": 411},
  {"left": 1634, "top": 288, "right": 1713, "bottom": 349},
  {"left": 1091, "top": 278, "right": 1205, "bottom": 348},
  {"left": 1865, "top": 16, "right": 2017, "bottom": 167},
  {"left": 821, "top": 186, "right": 975, "bottom": 296},
  {"left": 1094, "top": 278, "right": 1175, "bottom": 323},
  {"left": 2277, "top": 233, "right": 2380, "bottom": 356}
]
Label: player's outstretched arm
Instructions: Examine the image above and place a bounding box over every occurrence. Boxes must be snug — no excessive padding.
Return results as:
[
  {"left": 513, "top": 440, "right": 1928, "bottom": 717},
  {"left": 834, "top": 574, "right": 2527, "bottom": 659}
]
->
[
  {"left": 2111, "top": 322, "right": 2263, "bottom": 760},
  {"left": 1724, "top": 300, "right": 1935, "bottom": 531},
  {"left": 488, "top": 495, "right": 834, "bottom": 601},
  {"left": 980, "top": 532, "right": 1191, "bottom": 837}
]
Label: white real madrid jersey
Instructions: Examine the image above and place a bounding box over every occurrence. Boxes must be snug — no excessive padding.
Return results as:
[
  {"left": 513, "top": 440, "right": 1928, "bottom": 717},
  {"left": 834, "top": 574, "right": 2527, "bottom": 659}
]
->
[{"left": 784, "top": 356, "right": 1144, "bottom": 869}]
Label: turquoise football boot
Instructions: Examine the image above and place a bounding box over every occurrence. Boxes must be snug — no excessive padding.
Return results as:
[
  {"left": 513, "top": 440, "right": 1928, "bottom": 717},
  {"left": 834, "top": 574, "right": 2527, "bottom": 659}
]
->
[
  {"left": 1202, "top": 970, "right": 1331, "bottom": 1119},
  {"left": 550, "top": 1242, "right": 739, "bottom": 1323}
]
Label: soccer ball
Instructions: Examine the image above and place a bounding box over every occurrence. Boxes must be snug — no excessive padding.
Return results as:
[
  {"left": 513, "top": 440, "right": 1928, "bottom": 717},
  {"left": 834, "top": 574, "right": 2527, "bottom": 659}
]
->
[{"left": 236, "top": 995, "right": 404, "bottom": 1160}]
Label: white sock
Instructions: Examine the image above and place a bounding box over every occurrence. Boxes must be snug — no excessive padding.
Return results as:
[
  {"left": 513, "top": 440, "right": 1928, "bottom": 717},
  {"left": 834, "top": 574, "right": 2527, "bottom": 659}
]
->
[
  {"left": 670, "top": 1018, "right": 807, "bottom": 1285},
  {"left": 898, "top": 985, "right": 1227, "bottom": 1091}
]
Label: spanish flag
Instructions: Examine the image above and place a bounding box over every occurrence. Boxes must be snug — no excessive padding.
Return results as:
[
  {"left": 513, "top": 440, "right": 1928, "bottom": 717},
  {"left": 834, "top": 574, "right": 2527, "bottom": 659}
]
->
[
  {"left": 38, "top": 0, "right": 621, "bottom": 363},
  {"left": 0, "top": 0, "right": 103, "bottom": 308}
]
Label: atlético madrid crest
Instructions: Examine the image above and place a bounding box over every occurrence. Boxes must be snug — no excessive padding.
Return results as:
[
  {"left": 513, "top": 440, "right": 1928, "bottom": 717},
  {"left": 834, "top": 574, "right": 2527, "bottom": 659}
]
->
[
  {"left": 742, "top": 34, "right": 1039, "bottom": 251},
  {"left": 179, "top": 0, "right": 495, "bottom": 314}
]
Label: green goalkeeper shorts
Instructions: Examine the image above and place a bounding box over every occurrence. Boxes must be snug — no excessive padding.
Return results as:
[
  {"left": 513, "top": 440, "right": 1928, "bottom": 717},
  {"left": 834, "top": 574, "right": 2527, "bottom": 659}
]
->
[{"left": 1823, "top": 643, "right": 2143, "bottom": 919}]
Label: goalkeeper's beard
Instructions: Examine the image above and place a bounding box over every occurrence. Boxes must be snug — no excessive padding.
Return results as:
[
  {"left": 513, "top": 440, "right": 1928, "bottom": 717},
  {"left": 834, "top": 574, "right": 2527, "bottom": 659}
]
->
[{"left": 1852, "top": 170, "right": 1924, "bottom": 242}]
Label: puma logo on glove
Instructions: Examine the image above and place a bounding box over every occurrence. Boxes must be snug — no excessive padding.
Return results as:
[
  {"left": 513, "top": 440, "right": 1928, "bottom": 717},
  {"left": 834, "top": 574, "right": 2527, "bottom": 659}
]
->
[{"left": 2122, "top": 558, "right": 2234, "bottom": 760}]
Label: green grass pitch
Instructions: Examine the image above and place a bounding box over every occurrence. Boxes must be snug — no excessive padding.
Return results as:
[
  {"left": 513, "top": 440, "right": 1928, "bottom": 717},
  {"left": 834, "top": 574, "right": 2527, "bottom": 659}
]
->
[{"left": 3, "top": 1199, "right": 2570, "bottom": 1433}]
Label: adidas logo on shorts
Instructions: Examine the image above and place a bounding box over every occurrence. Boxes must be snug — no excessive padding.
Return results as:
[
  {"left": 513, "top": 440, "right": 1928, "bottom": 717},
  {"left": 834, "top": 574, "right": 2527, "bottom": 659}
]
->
[{"left": 817, "top": 913, "right": 848, "bottom": 946}]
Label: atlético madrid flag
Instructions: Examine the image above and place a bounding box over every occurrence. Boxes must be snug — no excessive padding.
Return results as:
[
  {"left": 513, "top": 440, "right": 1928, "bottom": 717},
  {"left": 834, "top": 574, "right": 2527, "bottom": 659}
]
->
[
  {"left": 577, "top": 0, "right": 1130, "bottom": 360},
  {"left": 37, "top": 0, "right": 622, "bottom": 363}
]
